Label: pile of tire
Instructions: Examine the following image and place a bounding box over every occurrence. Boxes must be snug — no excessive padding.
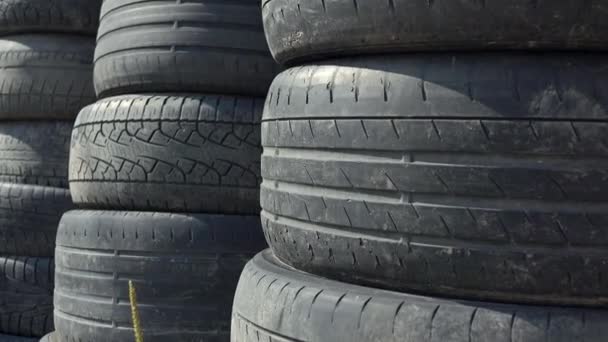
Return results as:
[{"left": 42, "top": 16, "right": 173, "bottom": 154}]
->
[
  {"left": 48, "top": 1, "right": 278, "bottom": 341},
  {"left": 0, "top": 0, "right": 99, "bottom": 340},
  {"left": 232, "top": 1, "right": 608, "bottom": 341}
]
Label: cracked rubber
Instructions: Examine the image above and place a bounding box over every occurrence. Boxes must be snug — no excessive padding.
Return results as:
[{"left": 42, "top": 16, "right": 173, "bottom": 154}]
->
[
  {"left": 263, "top": 0, "right": 608, "bottom": 64},
  {"left": 261, "top": 54, "right": 608, "bottom": 306},
  {"left": 233, "top": 250, "right": 608, "bottom": 342},
  {"left": 54, "top": 210, "right": 266, "bottom": 342},
  {"left": 69, "top": 94, "right": 263, "bottom": 214},
  {"left": 0, "top": 256, "right": 54, "bottom": 338},
  {"left": 0, "top": 34, "right": 95, "bottom": 120},
  {"left": 0, "top": 0, "right": 101, "bottom": 36},
  {"left": 0, "top": 183, "right": 73, "bottom": 257},
  {"left": 0, "top": 121, "right": 72, "bottom": 188},
  {"left": 94, "top": 0, "right": 280, "bottom": 98}
]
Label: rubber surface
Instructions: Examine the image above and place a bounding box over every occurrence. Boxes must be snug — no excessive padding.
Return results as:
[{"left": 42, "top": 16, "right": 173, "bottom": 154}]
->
[
  {"left": 94, "top": 0, "right": 279, "bottom": 97},
  {"left": 0, "top": 34, "right": 95, "bottom": 120},
  {"left": 0, "top": 183, "right": 73, "bottom": 257},
  {"left": 233, "top": 250, "right": 608, "bottom": 342},
  {"left": 0, "top": 257, "right": 53, "bottom": 338},
  {"left": 0, "top": 335, "right": 37, "bottom": 341},
  {"left": 38, "top": 333, "right": 54, "bottom": 342},
  {"left": 0, "top": 121, "right": 72, "bottom": 188},
  {"left": 0, "top": 0, "right": 101, "bottom": 35},
  {"left": 54, "top": 210, "right": 266, "bottom": 342},
  {"left": 69, "top": 94, "right": 263, "bottom": 214},
  {"left": 263, "top": 0, "right": 608, "bottom": 64},
  {"left": 261, "top": 54, "right": 608, "bottom": 306}
]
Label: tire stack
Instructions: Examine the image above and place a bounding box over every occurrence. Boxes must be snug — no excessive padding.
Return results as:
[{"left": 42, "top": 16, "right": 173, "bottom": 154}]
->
[
  {"left": 51, "top": 1, "right": 278, "bottom": 341},
  {"left": 0, "top": 0, "right": 99, "bottom": 340},
  {"left": 233, "top": 1, "right": 608, "bottom": 341}
]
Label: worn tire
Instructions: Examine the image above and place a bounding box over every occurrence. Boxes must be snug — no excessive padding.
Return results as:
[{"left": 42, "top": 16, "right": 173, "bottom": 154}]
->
[
  {"left": 69, "top": 94, "right": 263, "bottom": 214},
  {"left": 94, "top": 0, "right": 279, "bottom": 97},
  {"left": 261, "top": 54, "right": 608, "bottom": 306},
  {"left": 0, "top": 257, "right": 53, "bottom": 338},
  {"left": 0, "top": 34, "right": 95, "bottom": 120},
  {"left": 0, "top": 0, "right": 101, "bottom": 36},
  {"left": 54, "top": 210, "right": 266, "bottom": 342},
  {"left": 233, "top": 250, "right": 608, "bottom": 342},
  {"left": 263, "top": 0, "right": 608, "bottom": 64},
  {"left": 38, "top": 333, "right": 55, "bottom": 342},
  {"left": 0, "top": 122, "right": 72, "bottom": 188},
  {"left": 0, "top": 184, "right": 73, "bottom": 257}
]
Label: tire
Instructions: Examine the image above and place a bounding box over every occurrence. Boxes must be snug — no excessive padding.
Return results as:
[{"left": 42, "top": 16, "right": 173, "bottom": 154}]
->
[
  {"left": 38, "top": 333, "right": 55, "bottom": 342},
  {"left": 0, "top": 122, "right": 72, "bottom": 188},
  {"left": 0, "top": 34, "right": 95, "bottom": 120},
  {"left": 0, "top": 0, "right": 101, "bottom": 36},
  {"left": 233, "top": 250, "right": 608, "bottom": 342},
  {"left": 0, "top": 257, "right": 53, "bottom": 338},
  {"left": 94, "top": 0, "right": 280, "bottom": 98},
  {"left": 69, "top": 94, "right": 263, "bottom": 214},
  {"left": 54, "top": 210, "right": 266, "bottom": 342},
  {"left": 0, "top": 184, "right": 73, "bottom": 257},
  {"left": 263, "top": 0, "right": 608, "bottom": 64},
  {"left": 261, "top": 54, "right": 608, "bottom": 306},
  {"left": 0, "top": 335, "right": 37, "bottom": 342}
]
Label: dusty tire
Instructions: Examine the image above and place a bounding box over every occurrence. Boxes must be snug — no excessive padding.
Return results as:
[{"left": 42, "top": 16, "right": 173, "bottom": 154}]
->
[
  {"left": 69, "top": 94, "right": 263, "bottom": 214},
  {"left": 54, "top": 210, "right": 266, "bottom": 342},
  {"left": 38, "top": 333, "right": 55, "bottom": 342},
  {"left": 0, "top": 0, "right": 101, "bottom": 36},
  {"left": 0, "top": 122, "right": 72, "bottom": 188},
  {"left": 263, "top": 0, "right": 608, "bottom": 64},
  {"left": 233, "top": 250, "right": 608, "bottom": 342},
  {"left": 94, "top": 0, "right": 279, "bottom": 97},
  {"left": 0, "top": 34, "right": 95, "bottom": 120},
  {"left": 0, "top": 184, "right": 73, "bottom": 257},
  {"left": 0, "top": 257, "right": 53, "bottom": 338},
  {"left": 261, "top": 54, "right": 608, "bottom": 306}
]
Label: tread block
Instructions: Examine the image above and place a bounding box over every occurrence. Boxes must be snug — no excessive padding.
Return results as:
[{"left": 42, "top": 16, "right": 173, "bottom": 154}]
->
[
  {"left": 70, "top": 94, "right": 264, "bottom": 214},
  {"left": 0, "top": 35, "right": 95, "bottom": 120},
  {"left": 0, "top": 0, "right": 100, "bottom": 35},
  {"left": 0, "top": 184, "right": 72, "bottom": 257},
  {"left": 0, "top": 256, "right": 53, "bottom": 338},
  {"left": 0, "top": 122, "right": 72, "bottom": 188}
]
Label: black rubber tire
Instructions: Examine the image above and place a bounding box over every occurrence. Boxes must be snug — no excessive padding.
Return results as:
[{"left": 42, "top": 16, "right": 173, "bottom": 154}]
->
[
  {"left": 54, "top": 210, "right": 266, "bottom": 342},
  {"left": 0, "top": 121, "right": 71, "bottom": 188},
  {"left": 69, "top": 94, "right": 263, "bottom": 214},
  {"left": 0, "top": 0, "right": 101, "bottom": 36},
  {"left": 263, "top": 0, "right": 608, "bottom": 64},
  {"left": 233, "top": 250, "right": 608, "bottom": 342},
  {"left": 94, "top": 0, "right": 279, "bottom": 98},
  {"left": 261, "top": 54, "right": 608, "bottom": 306},
  {"left": 0, "top": 183, "right": 73, "bottom": 257},
  {"left": 0, "top": 256, "right": 53, "bottom": 338},
  {"left": 0, "top": 335, "right": 37, "bottom": 342},
  {"left": 0, "top": 34, "right": 95, "bottom": 120}
]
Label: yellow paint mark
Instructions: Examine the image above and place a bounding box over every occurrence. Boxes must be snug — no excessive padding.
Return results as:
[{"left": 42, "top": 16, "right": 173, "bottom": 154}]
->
[{"left": 129, "top": 280, "right": 144, "bottom": 342}]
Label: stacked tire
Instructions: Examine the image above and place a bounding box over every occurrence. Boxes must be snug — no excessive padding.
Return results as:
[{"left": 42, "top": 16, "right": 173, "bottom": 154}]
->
[
  {"left": 232, "top": 1, "right": 608, "bottom": 341},
  {"left": 51, "top": 1, "right": 278, "bottom": 341},
  {"left": 0, "top": 0, "right": 99, "bottom": 339}
]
